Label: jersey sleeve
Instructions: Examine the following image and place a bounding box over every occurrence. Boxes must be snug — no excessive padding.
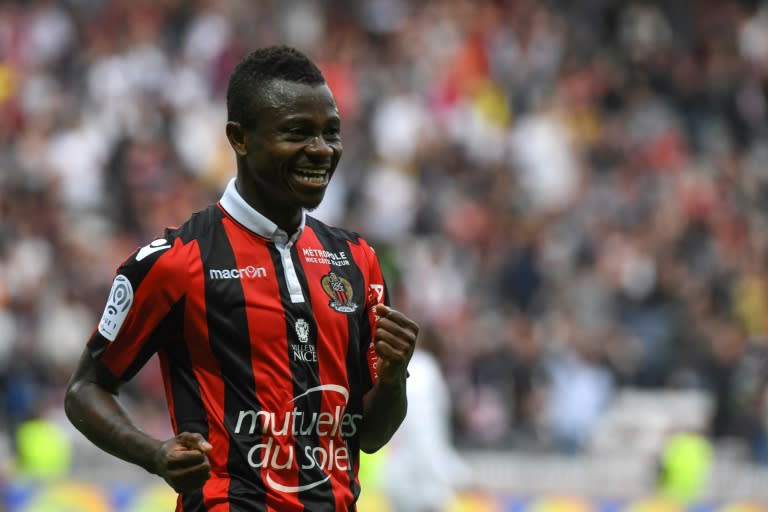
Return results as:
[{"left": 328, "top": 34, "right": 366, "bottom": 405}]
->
[
  {"left": 87, "top": 236, "right": 187, "bottom": 382},
  {"left": 361, "top": 239, "right": 390, "bottom": 387}
]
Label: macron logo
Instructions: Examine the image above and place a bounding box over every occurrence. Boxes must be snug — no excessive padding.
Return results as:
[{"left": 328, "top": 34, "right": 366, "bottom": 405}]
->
[{"left": 209, "top": 266, "right": 267, "bottom": 280}]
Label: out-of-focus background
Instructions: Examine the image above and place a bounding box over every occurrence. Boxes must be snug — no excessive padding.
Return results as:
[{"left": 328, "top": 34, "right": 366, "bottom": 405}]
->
[{"left": 2, "top": 0, "right": 768, "bottom": 510}]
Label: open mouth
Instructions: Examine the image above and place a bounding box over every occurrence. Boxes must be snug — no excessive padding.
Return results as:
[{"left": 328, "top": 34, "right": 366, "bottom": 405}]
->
[{"left": 292, "top": 168, "right": 329, "bottom": 186}]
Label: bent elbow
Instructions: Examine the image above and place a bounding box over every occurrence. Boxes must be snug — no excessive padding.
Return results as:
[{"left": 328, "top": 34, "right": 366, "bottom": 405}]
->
[
  {"left": 63, "top": 380, "right": 83, "bottom": 424},
  {"left": 63, "top": 378, "right": 101, "bottom": 428}
]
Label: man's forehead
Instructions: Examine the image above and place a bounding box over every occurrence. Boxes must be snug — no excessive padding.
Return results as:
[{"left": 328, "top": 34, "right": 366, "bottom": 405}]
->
[{"left": 256, "top": 79, "right": 337, "bottom": 111}]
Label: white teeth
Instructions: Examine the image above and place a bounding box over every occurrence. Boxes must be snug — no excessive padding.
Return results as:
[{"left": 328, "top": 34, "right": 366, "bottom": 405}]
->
[
  {"left": 294, "top": 169, "right": 328, "bottom": 184},
  {"left": 298, "top": 174, "right": 327, "bottom": 184}
]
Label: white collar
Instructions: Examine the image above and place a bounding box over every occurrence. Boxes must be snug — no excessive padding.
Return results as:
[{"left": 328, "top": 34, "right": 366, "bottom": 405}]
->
[{"left": 218, "top": 178, "right": 306, "bottom": 244}]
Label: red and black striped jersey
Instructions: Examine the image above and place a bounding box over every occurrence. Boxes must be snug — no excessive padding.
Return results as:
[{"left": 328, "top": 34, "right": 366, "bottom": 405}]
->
[{"left": 88, "top": 179, "right": 388, "bottom": 512}]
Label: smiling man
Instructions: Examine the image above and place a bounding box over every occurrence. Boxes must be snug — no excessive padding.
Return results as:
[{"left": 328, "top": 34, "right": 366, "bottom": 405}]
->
[{"left": 64, "top": 45, "right": 419, "bottom": 512}]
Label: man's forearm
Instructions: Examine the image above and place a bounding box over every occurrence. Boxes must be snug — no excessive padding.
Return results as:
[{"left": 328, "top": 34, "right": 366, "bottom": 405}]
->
[
  {"left": 359, "top": 377, "right": 407, "bottom": 453},
  {"left": 64, "top": 380, "right": 162, "bottom": 474}
]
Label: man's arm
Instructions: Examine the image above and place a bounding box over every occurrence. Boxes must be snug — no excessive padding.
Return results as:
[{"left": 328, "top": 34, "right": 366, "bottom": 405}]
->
[
  {"left": 359, "top": 304, "right": 419, "bottom": 453},
  {"left": 64, "top": 350, "right": 212, "bottom": 493}
]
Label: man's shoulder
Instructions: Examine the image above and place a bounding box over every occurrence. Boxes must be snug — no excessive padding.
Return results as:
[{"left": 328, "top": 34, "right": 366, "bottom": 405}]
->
[
  {"left": 305, "top": 216, "right": 366, "bottom": 246},
  {"left": 120, "top": 204, "right": 221, "bottom": 271},
  {"left": 168, "top": 203, "right": 223, "bottom": 244}
]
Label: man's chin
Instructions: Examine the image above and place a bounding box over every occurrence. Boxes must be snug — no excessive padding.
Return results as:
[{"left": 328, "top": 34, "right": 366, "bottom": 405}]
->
[{"left": 300, "top": 193, "right": 326, "bottom": 212}]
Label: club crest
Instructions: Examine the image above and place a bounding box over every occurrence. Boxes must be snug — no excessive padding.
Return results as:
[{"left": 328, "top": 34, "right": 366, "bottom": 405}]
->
[{"left": 321, "top": 272, "right": 358, "bottom": 313}]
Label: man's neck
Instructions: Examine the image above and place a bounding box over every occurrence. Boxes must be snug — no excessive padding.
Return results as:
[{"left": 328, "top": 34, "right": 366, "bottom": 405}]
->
[{"left": 234, "top": 178, "right": 302, "bottom": 234}]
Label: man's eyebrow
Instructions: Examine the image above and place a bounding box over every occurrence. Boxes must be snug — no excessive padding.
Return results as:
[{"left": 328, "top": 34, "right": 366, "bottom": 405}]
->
[{"left": 279, "top": 113, "right": 341, "bottom": 124}]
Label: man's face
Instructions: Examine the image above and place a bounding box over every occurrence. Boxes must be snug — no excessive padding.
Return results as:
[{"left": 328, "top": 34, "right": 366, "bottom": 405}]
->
[{"left": 236, "top": 80, "right": 343, "bottom": 216}]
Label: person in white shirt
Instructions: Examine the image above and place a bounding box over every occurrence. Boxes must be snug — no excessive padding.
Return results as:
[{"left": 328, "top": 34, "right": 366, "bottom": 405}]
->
[{"left": 381, "top": 327, "right": 471, "bottom": 512}]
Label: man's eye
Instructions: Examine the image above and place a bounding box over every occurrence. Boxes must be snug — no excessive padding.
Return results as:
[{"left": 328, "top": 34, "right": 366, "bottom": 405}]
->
[
  {"left": 284, "top": 129, "right": 310, "bottom": 140},
  {"left": 324, "top": 130, "right": 341, "bottom": 141}
]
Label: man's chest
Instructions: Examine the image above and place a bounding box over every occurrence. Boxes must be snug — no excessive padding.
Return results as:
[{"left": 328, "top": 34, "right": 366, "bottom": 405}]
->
[
  {"left": 175, "top": 237, "right": 373, "bottom": 415},
  {"left": 189, "top": 238, "right": 370, "bottom": 358}
]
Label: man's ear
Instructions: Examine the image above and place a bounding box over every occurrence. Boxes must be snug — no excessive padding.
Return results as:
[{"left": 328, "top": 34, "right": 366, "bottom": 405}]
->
[{"left": 226, "top": 121, "right": 248, "bottom": 156}]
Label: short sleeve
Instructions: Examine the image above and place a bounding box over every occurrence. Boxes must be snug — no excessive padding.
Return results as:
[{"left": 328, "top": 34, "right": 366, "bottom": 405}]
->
[
  {"left": 88, "top": 236, "right": 186, "bottom": 381},
  {"left": 361, "top": 239, "right": 390, "bottom": 386}
]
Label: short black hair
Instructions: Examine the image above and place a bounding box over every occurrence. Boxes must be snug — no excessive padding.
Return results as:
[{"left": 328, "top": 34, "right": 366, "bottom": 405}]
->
[{"left": 226, "top": 45, "right": 326, "bottom": 127}]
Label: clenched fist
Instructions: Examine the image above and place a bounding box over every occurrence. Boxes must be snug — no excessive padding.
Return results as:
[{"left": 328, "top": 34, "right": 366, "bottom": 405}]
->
[
  {"left": 153, "top": 432, "right": 212, "bottom": 493},
  {"left": 373, "top": 304, "right": 419, "bottom": 384}
]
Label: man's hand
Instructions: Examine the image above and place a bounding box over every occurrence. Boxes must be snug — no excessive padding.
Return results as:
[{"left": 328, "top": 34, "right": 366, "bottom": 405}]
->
[
  {"left": 153, "top": 432, "right": 212, "bottom": 493},
  {"left": 374, "top": 304, "right": 419, "bottom": 384}
]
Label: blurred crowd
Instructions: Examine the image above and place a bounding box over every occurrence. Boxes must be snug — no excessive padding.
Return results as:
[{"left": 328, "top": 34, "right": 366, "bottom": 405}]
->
[{"left": 2, "top": 0, "right": 768, "bottom": 470}]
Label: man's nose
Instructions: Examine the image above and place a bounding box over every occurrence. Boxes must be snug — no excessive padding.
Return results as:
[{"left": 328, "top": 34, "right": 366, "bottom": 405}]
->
[{"left": 306, "top": 136, "right": 334, "bottom": 156}]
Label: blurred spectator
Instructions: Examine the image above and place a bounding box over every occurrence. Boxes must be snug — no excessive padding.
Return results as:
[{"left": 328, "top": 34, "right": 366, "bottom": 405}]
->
[
  {"left": 703, "top": 317, "right": 768, "bottom": 466},
  {"left": 468, "top": 312, "right": 544, "bottom": 447},
  {"left": 656, "top": 430, "right": 713, "bottom": 503},
  {"left": 541, "top": 310, "right": 615, "bottom": 453},
  {"left": 14, "top": 414, "right": 72, "bottom": 481}
]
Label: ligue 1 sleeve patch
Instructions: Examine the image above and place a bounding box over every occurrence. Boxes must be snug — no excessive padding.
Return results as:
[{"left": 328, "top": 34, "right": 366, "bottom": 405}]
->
[{"left": 98, "top": 274, "right": 134, "bottom": 341}]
